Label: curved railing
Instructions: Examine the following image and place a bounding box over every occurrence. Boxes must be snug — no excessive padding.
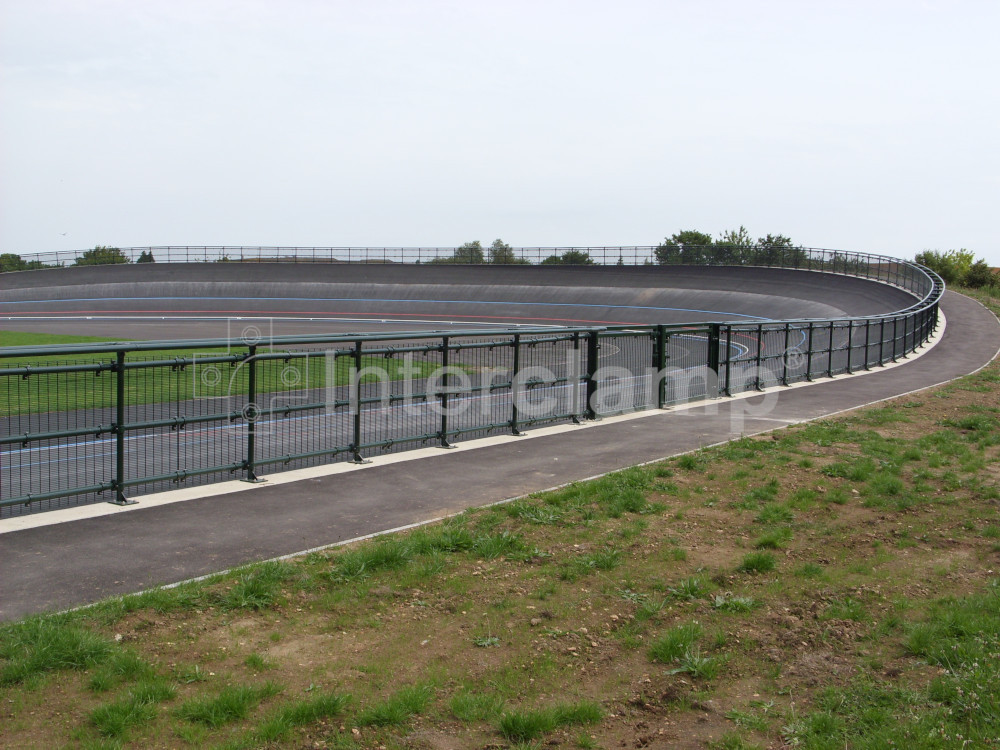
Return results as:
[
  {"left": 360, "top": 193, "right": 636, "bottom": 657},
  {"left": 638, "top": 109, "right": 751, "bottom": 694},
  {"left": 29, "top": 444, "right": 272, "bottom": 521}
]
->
[{"left": 0, "top": 248, "right": 943, "bottom": 516}]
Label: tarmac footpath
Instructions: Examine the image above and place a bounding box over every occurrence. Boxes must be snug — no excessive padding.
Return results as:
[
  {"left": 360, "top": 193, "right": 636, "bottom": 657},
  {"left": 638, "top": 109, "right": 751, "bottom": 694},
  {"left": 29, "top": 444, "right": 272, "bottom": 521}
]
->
[{"left": 1, "top": 291, "right": 997, "bottom": 622}]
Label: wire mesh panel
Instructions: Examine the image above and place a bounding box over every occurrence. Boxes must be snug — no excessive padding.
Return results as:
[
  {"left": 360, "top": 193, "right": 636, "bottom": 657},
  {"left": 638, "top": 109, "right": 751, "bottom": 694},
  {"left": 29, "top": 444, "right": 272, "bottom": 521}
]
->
[
  {"left": 590, "top": 331, "right": 655, "bottom": 416},
  {"left": 1, "top": 357, "right": 117, "bottom": 516}
]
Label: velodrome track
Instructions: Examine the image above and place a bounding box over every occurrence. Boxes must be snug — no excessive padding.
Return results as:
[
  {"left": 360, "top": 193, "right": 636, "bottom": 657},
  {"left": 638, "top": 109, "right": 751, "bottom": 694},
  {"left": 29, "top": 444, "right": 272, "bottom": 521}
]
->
[
  {"left": 1, "top": 264, "right": 918, "bottom": 513},
  {"left": 2, "top": 265, "right": 998, "bottom": 620},
  {"left": 0, "top": 263, "right": 918, "bottom": 338}
]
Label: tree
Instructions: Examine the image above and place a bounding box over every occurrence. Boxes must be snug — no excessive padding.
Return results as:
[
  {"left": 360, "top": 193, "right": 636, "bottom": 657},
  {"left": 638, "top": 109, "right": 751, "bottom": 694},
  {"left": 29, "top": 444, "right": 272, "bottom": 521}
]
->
[
  {"left": 654, "top": 230, "right": 714, "bottom": 265},
  {"left": 540, "top": 250, "right": 594, "bottom": 265},
  {"left": 454, "top": 241, "right": 484, "bottom": 264},
  {"left": 712, "top": 226, "right": 754, "bottom": 264},
  {"left": 964, "top": 259, "right": 996, "bottom": 288},
  {"left": 754, "top": 233, "right": 803, "bottom": 266},
  {"left": 915, "top": 249, "right": 975, "bottom": 285},
  {"left": 487, "top": 238, "right": 528, "bottom": 264},
  {"left": 1, "top": 253, "right": 28, "bottom": 272},
  {"left": 136, "top": 250, "right": 155, "bottom": 263},
  {"left": 74, "top": 245, "right": 130, "bottom": 266}
]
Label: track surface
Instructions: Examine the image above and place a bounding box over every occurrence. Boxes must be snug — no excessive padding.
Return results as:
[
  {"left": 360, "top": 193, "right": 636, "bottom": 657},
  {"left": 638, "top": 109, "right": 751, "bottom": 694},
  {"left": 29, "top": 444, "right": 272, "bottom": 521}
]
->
[{"left": 0, "top": 263, "right": 918, "bottom": 339}]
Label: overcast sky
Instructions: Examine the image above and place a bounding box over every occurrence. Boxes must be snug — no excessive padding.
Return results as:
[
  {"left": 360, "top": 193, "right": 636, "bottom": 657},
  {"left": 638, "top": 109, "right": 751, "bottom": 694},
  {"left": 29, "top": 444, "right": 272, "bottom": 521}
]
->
[{"left": 2, "top": 0, "right": 998, "bottom": 265}]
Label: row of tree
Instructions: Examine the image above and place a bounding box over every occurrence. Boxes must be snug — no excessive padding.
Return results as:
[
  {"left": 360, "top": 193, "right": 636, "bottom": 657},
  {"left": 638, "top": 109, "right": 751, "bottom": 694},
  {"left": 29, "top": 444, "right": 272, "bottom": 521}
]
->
[
  {"left": 428, "top": 239, "right": 597, "bottom": 266},
  {"left": 2, "top": 240, "right": 995, "bottom": 288},
  {"left": 654, "top": 227, "right": 806, "bottom": 266},
  {"left": 914, "top": 249, "right": 995, "bottom": 288}
]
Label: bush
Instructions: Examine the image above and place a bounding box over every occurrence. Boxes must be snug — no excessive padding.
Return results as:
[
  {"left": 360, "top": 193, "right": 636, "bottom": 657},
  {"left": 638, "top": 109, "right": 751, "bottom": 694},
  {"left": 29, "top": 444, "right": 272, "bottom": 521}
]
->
[{"left": 74, "top": 246, "right": 130, "bottom": 266}]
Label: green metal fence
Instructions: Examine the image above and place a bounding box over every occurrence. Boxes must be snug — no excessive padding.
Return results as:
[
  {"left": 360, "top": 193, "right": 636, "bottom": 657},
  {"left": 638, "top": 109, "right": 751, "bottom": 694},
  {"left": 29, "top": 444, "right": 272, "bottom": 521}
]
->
[{"left": 0, "top": 249, "right": 943, "bottom": 516}]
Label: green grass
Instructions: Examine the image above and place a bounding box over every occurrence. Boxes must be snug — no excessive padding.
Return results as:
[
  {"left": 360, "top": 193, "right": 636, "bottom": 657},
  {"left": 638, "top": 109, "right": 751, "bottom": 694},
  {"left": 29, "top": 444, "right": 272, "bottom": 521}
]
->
[
  {"left": 89, "top": 679, "right": 176, "bottom": 738},
  {"left": 252, "top": 692, "right": 351, "bottom": 743},
  {"left": 0, "top": 617, "right": 116, "bottom": 686},
  {"left": 498, "top": 701, "right": 603, "bottom": 741},
  {"left": 649, "top": 622, "right": 703, "bottom": 663},
  {"left": 450, "top": 690, "right": 506, "bottom": 721},
  {"left": 356, "top": 683, "right": 434, "bottom": 727},
  {"left": 737, "top": 552, "right": 776, "bottom": 574},
  {"left": 176, "top": 682, "right": 283, "bottom": 727},
  {"left": 219, "top": 561, "right": 297, "bottom": 610}
]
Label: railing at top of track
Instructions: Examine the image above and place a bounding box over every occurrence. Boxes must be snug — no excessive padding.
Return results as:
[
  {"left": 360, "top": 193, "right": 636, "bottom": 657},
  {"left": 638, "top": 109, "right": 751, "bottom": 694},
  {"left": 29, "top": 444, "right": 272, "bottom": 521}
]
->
[{"left": 0, "top": 248, "right": 944, "bottom": 516}]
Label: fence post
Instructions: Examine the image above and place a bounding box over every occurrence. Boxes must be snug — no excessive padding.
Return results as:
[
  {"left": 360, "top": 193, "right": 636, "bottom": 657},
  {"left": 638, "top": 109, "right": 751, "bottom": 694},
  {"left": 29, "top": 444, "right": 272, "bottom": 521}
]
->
[
  {"left": 846, "top": 321, "right": 855, "bottom": 374},
  {"left": 781, "top": 322, "right": 791, "bottom": 385},
  {"left": 891, "top": 317, "right": 899, "bottom": 362},
  {"left": 351, "top": 341, "right": 368, "bottom": 462},
  {"left": 244, "top": 346, "right": 259, "bottom": 481},
  {"left": 754, "top": 324, "right": 764, "bottom": 390},
  {"left": 510, "top": 334, "right": 523, "bottom": 435},
  {"left": 111, "top": 350, "right": 133, "bottom": 505},
  {"left": 805, "top": 323, "right": 815, "bottom": 381},
  {"left": 827, "top": 321, "right": 835, "bottom": 378},
  {"left": 655, "top": 325, "right": 667, "bottom": 408},
  {"left": 439, "top": 336, "right": 453, "bottom": 447},
  {"left": 585, "top": 330, "right": 600, "bottom": 420},
  {"left": 706, "top": 324, "right": 721, "bottom": 396}
]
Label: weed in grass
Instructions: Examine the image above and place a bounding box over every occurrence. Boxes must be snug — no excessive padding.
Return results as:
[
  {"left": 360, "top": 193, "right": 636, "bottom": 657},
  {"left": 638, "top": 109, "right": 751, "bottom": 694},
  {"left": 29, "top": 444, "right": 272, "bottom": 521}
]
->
[
  {"left": 793, "top": 562, "right": 824, "bottom": 578},
  {"left": 635, "top": 598, "right": 669, "bottom": 622},
  {"left": 473, "top": 530, "right": 526, "bottom": 560},
  {"left": 498, "top": 702, "right": 602, "bottom": 742},
  {"left": 753, "top": 527, "right": 792, "bottom": 549},
  {"left": 865, "top": 474, "right": 905, "bottom": 499},
  {"left": 356, "top": 683, "right": 433, "bottom": 727},
  {"left": 176, "top": 682, "right": 283, "bottom": 727},
  {"left": 253, "top": 692, "right": 351, "bottom": 743},
  {"left": 737, "top": 552, "right": 776, "bottom": 574},
  {"left": 89, "top": 679, "right": 175, "bottom": 739},
  {"left": 754, "top": 503, "right": 794, "bottom": 524},
  {"left": 87, "top": 650, "right": 157, "bottom": 693},
  {"left": 669, "top": 646, "right": 724, "bottom": 680},
  {"left": 0, "top": 618, "right": 116, "bottom": 686},
  {"left": 221, "top": 561, "right": 296, "bottom": 610},
  {"left": 713, "top": 732, "right": 764, "bottom": 750},
  {"left": 331, "top": 539, "right": 412, "bottom": 580},
  {"left": 174, "top": 663, "right": 209, "bottom": 684},
  {"left": 713, "top": 594, "right": 757, "bottom": 613},
  {"left": 822, "top": 457, "right": 877, "bottom": 482},
  {"left": 563, "top": 548, "right": 623, "bottom": 580},
  {"left": 823, "top": 597, "right": 867, "bottom": 621},
  {"left": 649, "top": 622, "right": 702, "bottom": 663},
  {"left": 450, "top": 690, "right": 506, "bottom": 722},
  {"left": 677, "top": 454, "right": 704, "bottom": 471},
  {"left": 943, "top": 414, "right": 998, "bottom": 432},
  {"left": 473, "top": 635, "right": 502, "bottom": 648},
  {"left": 724, "top": 708, "right": 769, "bottom": 731},
  {"left": 244, "top": 652, "right": 276, "bottom": 672},
  {"left": 617, "top": 588, "right": 646, "bottom": 604},
  {"left": 787, "top": 487, "right": 818, "bottom": 509},
  {"left": 669, "top": 576, "right": 709, "bottom": 600}
]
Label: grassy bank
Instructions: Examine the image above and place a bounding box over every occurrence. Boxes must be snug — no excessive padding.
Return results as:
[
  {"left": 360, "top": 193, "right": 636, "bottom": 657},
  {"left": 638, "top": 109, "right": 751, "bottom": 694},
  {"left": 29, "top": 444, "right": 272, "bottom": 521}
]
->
[{"left": 1, "top": 291, "right": 998, "bottom": 749}]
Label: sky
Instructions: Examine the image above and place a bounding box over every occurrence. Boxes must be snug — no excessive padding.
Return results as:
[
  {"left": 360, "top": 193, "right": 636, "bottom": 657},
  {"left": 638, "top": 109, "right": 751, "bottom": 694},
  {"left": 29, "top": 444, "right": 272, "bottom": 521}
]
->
[{"left": 2, "top": 0, "right": 998, "bottom": 265}]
